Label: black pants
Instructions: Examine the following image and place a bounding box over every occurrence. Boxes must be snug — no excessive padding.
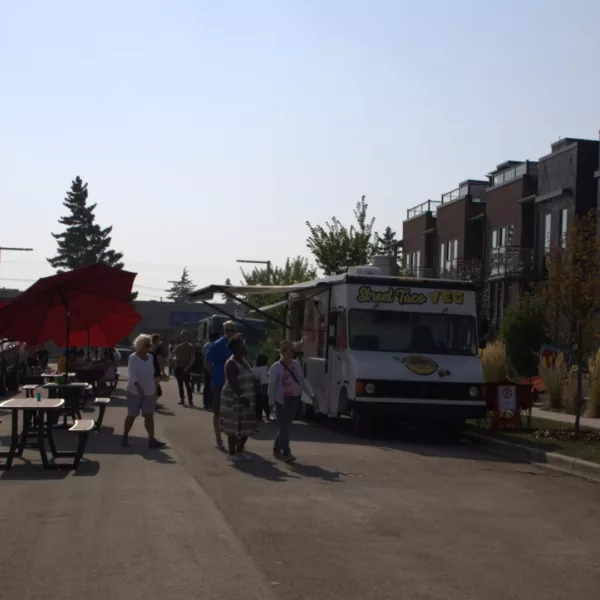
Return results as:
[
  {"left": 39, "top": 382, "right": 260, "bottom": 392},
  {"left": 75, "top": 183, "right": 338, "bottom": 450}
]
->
[
  {"left": 255, "top": 392, "right": 270, "bottom": 421},
  {"left": 191, "top": 374, "right": 202, "bottom": 392},
  {"left": 175, "top": 368, "right": 193, "bottom": 402},
  {"left": 203, "top": 371, "right": 212, "bottom": 409},
  {"left": 227, "top": 434, "right": 248, "bottom": 455}
]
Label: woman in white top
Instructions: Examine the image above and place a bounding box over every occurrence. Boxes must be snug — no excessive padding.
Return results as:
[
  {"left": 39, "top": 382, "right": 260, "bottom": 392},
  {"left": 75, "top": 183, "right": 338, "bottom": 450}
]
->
[
  {"left": 267, "top": 339, "right": 316, "bottom": 462},
  {"left": 122, "top": 334, "right": 166, "bottom": 449}
]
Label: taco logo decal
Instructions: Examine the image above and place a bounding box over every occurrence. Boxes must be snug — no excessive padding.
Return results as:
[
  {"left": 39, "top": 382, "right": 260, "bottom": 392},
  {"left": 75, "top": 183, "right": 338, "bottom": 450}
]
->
[{"left": 402, "top": 356, "right": 439, "bottom": 376}]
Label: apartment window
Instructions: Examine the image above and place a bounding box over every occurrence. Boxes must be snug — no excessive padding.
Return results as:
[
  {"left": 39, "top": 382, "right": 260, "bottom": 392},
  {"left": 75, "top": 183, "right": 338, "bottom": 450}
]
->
[
  {"left": 491, "top": 227, "right": 507, "bottom": 248},
  {"left": 544, "top": 213, "right": 552, "bottom": 253},
  {"left": 408, "top": 251, "right": 420, "bottom": 271},
  {"left": 559, "top": 209, "right": 568, "bottom": 248},
  {"left": 440, "top": 239, "right": 458, "bottom": 274}
]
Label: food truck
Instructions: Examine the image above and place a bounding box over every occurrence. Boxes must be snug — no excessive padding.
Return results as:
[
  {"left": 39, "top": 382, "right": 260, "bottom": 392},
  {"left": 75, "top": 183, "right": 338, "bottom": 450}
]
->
[{"left": 190, "top": 264, "right": 486, "bottom": 436}]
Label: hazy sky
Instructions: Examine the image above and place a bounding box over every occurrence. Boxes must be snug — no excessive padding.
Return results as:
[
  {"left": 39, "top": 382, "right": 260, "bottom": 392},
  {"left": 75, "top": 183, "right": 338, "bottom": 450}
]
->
[{"left": 1, "top": 0, "right": 599, "bottom": 300}]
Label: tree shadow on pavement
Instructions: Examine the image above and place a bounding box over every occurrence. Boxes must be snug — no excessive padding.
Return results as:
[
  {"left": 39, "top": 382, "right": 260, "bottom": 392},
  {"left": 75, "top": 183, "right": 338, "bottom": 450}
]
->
[{"left": 233, "top": 453, "right": 300, "bottom": 482}]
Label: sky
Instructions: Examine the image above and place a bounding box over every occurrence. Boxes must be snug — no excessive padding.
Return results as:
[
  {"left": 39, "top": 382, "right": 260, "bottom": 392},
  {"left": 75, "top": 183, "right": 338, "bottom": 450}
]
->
[{"left": 1, "top": 0, "right": 599, "bottom": 301}]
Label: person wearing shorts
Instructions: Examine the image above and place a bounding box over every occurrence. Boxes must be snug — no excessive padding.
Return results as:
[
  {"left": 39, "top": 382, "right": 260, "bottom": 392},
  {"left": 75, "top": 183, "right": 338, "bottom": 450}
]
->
[
  {"left": 121, "top": 334, "right": 166, "bottom": 449},
  {"left": 205, "top": 321, "right": 237, "bottom": 451}
]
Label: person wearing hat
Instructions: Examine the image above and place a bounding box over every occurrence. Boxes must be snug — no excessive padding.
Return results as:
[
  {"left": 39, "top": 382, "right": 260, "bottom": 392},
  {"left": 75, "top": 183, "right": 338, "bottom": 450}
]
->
[{"left": 267, "top": 339, "right": 316, "bottom": 463}]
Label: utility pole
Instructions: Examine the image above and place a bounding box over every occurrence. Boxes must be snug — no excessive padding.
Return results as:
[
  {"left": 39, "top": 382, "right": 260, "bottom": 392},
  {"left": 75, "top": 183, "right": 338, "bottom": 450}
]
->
[
  {"left": 0, "top": 246, "right": 33, "bottom": 266},
  {"left": 236, "top": 259, "right": 272, "bottom": 282}
]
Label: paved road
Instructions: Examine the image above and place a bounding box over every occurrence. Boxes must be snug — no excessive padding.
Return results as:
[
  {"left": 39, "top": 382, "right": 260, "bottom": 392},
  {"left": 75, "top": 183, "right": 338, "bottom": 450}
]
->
[{"left": 1, "top": 380, "right": 600, "bottom": 600}]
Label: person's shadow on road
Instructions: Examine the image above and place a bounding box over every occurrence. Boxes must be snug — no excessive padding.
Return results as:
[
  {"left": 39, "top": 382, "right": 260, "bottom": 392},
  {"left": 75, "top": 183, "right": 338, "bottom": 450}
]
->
[
  {"left": 233, "top": 453, "right": 300, "bottom": 482},
  {"left": 288, "top": 462, "right": 344, "bottom": 483}
]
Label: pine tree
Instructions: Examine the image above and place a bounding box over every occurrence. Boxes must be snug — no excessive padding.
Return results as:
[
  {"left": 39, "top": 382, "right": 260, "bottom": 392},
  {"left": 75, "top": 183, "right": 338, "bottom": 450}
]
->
[
  {"left": 223, "top": 278, "right": 237, "bottom": 305},
  {"left": 166, "top": 267, "right": 195, "bottom": 302},
  {"left": 375, "top": 226, "right": 399, "bottom": 256},
  {"left": 48, "top": 176, "right": 124, "bottom": 271}
]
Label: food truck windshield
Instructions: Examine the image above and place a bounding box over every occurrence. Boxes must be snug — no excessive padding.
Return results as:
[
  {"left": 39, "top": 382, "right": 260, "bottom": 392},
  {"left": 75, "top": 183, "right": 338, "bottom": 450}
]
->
[{"left": 348, "top": 309, "right": 477, "bottom": 356}]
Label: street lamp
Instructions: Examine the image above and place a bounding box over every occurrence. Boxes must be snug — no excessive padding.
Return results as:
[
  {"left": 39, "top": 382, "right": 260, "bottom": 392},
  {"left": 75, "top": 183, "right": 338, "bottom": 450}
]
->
[
  {"left": 0, "top": 246, "right": 33, "bottom": 265},
  {"left": 236, "top": 259, "right": 272, "bottom": 283}
]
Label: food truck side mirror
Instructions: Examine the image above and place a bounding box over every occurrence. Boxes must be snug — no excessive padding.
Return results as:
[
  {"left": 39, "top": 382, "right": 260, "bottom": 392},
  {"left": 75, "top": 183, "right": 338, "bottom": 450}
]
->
[{"left": 327, "top": 312, "right": 338, "bottom": 346}]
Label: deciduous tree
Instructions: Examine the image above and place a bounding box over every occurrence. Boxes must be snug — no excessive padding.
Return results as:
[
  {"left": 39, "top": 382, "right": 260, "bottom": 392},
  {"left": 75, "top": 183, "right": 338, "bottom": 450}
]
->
[
  {"left": 543, "top": 210, "right": 600, "bottom": 431},
  {"left": 306, "top": 196, "right": 375, "bottom": 274}
]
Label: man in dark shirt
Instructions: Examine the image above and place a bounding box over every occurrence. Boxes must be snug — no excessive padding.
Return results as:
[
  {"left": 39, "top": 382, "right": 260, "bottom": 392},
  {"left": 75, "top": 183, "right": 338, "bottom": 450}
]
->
[
  {"left": 150, "top": 334, "right": 165, "bottom": 410},
  {"left": 205, "top": 321, "right": 237, "bottom": 450},
  {"left": 174, "top": 330, "right": 195, "bottom": 406}
]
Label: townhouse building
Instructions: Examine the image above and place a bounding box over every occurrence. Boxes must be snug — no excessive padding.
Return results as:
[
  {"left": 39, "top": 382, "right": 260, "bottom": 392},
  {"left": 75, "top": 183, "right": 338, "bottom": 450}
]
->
[{"left": 401, "top": 135, "right": 600, "bottom": 327}]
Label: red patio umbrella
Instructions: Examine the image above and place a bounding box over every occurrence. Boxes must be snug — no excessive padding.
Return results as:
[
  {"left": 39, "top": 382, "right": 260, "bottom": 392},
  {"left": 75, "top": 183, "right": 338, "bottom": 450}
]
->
[
  {"left": 0, "top": 263, "right": 138, "bottom": 348},
  {"left": 53, "top": 303, "right": 142, "bottom": 348}
]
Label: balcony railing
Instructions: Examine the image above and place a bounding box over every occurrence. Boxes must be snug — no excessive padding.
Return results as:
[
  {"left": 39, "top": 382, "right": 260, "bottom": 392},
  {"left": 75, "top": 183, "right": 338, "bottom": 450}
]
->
[
  {"left": 490, "top": 162, "right": 538, "bottom": 188},
  {"left": 438, "top": 259, "right": 482, "bottom": 282},
  {"left": 441, "top": 187, "right": 466, "bottom": 204},
  {"left": 406, "top": 200, "right": 441, "bottom": 220},
  {"left": 488, "top": 246, "right": 534, "bottom": 279},
  {"left": 404, "top": 266, "right": 435, "bottom": 278}
]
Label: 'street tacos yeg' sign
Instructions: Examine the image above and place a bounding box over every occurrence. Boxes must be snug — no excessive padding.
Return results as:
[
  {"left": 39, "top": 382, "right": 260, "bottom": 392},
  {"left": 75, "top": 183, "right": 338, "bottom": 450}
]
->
[{"left": 356, "top": 286, "right": 464, "bottom": 306}]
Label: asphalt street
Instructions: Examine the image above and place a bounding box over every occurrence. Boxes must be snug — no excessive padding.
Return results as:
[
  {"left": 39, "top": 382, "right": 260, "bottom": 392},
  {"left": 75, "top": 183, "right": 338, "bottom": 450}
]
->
[{"left": 1, "top": 379, "right": 600, "bottom": 600}]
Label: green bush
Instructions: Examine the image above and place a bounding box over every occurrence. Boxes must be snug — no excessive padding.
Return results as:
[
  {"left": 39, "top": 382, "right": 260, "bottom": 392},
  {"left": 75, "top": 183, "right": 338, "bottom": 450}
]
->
[{"left": 500, "top": 293, "right": 548, "bottom": 377}]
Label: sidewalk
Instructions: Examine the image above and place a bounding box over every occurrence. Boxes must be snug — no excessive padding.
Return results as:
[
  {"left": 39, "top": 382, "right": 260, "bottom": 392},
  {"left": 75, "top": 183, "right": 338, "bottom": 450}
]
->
[{"left": 532, "top": 406, "right": 600, "bottom": 430}]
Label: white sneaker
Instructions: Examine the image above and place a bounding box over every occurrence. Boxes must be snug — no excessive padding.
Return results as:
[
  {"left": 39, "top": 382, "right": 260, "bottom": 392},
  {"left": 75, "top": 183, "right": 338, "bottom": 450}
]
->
[
  {"left": 227, "top": 454, "right": 243, "bottom": 463},
  {"left": 239, "top": 453, "right": 252, "bottom": 461}
]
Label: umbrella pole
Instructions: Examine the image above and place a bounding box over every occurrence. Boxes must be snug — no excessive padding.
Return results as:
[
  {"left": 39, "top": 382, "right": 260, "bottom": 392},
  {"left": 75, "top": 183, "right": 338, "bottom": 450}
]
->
[{"left": 64, "top": 304, "right": 70, "bottom": 384}]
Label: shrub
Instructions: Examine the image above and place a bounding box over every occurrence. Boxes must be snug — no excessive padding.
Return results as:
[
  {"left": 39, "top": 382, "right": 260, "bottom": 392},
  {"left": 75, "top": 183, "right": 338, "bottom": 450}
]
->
[
  {"left": 587, "top": 350, "right": 600, "bottom": 418},
  {"left": 563, "top": 367, "right": 579, "bottom": 415},
  {"left": 500, "top": 293, "right": 548, "bottom": 377},
  {"left": 538, "top": 352, "right": 569, "bottom": 410},
  {"left": 481, "top": 340, "right": 508, "bottom": 383}
]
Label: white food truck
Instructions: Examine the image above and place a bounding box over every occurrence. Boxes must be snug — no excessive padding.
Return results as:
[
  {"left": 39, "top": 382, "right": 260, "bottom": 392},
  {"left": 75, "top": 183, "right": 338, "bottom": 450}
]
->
[{"left": 190, "top": 264, "right": 487, "bottom": 436}]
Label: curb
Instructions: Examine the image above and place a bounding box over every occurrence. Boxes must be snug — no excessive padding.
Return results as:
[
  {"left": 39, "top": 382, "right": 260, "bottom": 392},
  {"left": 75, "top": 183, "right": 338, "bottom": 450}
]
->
[{"left": 464, "top": 431, "right": 600, "bottom": 483}]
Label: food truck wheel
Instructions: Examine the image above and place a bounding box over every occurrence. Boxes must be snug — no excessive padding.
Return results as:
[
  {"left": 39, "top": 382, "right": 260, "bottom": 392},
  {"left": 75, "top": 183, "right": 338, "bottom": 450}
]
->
[
  {"left": 351, "top": 409, "right": 373, "bottom": 438},
  {"left": 439, "top": 418, "right": 465, "bottom": 441},
  {"left": 301, "top": 401, "right": 316, "bottom": 421}
]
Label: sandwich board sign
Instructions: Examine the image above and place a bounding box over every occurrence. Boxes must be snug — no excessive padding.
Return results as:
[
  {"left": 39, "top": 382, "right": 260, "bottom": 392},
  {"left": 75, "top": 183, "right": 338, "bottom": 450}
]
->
[{"left": 498, "top": 385, "right": 517, "bottom": 412}]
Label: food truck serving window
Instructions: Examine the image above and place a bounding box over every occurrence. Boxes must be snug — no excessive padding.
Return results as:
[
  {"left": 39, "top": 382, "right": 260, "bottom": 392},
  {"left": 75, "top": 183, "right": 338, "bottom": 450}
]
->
[{"left": 348, "top": 310, "right": 477, "bottom": 356}]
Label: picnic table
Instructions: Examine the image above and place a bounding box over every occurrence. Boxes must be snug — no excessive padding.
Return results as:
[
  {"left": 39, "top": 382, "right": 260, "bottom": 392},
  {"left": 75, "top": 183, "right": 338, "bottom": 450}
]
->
[
  {"left": 0, "top": 396, "right": 96, "bottom": 471},
  {"left": 41, "top": 372, "right": 76, "bottom": 381},
  {"left": 0, "top": 397, "right": 64, "bottom": 470},
  {"left": 43, "top": 382, "right": 91, "bottom": 425}
]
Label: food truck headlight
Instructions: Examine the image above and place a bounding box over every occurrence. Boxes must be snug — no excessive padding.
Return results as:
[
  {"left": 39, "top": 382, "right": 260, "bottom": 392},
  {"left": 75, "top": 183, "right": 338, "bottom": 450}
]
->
[
  {"left": 468, "top": 386, "right": 479, "bottom": 398},
  {"left": 365, "top": 383, "right": 376, "bottom": 395}
]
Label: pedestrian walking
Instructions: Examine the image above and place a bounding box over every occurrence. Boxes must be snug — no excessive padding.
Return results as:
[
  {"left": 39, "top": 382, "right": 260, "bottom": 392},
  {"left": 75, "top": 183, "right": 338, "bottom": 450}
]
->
[
  {"left": 121, "top": 334, "right": 166, "bottom": 449},
  {"left": 202, "top": 331, "right": 219, "bottom": 409},
  {"left": 253, "top": 354, "right": 270, "bottom": 422},
  {"left": 190, "top": 341, "right": 204, "bottom": 393},
  {"left": 268, "top": 339, "right": 317, "bottom": 463},
  {"left": 220, "top": 337, "right": 256, "bottom": 463},
  {"left": 150, "top": 333, "right": 166, "bottom": 410},
  {"left": 174, "top": 330, "right": 195, "bottom": 406},
  {"left": 167, "top": 341, "right": 175, "bottom": 376},
  {"left": 205, "top": 321, "right": 238, "bottom": 451}
]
